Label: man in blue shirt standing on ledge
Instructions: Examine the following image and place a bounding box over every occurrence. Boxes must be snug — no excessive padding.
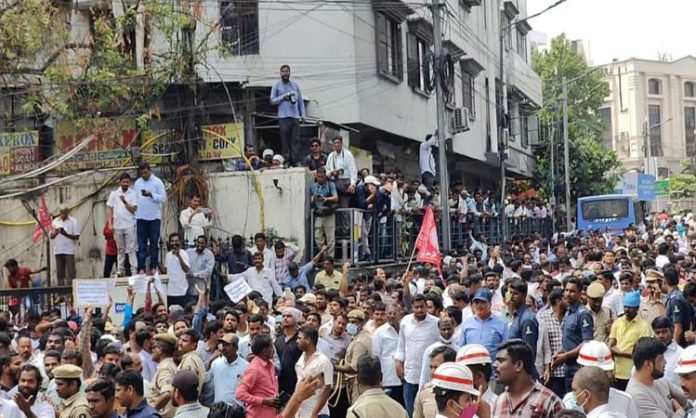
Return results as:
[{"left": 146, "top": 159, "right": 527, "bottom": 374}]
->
[
  {"left": 271, "top": 64, "right": 305, "bottom": 166},
  {"left": 134, "top": 162, "right": 166, "bottom": 274}
]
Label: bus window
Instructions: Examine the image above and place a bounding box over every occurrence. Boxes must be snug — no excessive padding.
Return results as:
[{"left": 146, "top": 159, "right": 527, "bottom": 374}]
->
[{"left": 581, "top": 199, "right": 629, "bottom": 220}]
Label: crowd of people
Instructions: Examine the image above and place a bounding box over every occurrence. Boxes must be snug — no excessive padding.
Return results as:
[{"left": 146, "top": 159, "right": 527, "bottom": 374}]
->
[{"left": 1, "top": 205, "right": 696, "bottom": 418}]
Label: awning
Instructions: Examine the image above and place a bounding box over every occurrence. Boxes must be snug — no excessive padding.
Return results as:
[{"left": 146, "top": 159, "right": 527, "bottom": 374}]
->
[
  {"left": 372, "top": 0, "right": 415, "bottom": 22},
  {"left": 407, "top": 17, "right": 433, "bottom": 44}
]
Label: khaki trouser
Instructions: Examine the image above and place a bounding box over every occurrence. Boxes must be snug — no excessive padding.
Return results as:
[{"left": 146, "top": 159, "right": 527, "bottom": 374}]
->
[{"left": 315, "top": 214, "right": 336, "bottom": 256}]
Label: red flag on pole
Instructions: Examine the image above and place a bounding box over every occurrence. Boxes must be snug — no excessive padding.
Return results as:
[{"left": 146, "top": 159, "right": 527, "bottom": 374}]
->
[
  {"left": 415, "top": 206, "right": 442, "bottom": 267},
  {"left": 32, "top": 197, "right": 53, "bottom": 243}
]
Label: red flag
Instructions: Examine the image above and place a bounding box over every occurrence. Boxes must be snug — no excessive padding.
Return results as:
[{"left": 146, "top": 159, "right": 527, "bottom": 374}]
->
[
  {"left": 32, "top": 197, "right": 53, "bottom": 243},
  {"left": 415, "top": 206, "right": 442, "bottom": 267}
]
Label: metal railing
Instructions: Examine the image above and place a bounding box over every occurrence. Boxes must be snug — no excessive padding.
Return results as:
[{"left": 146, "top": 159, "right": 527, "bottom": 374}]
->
[
  {"left": 0, "top": 287, "right": 73, "bottom": 315},
  {"left": 310, "top": 209, "right": 554, "bottom": 264}
]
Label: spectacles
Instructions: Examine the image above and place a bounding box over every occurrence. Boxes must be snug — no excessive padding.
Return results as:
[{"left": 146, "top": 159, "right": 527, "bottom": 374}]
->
[{"left": 311, "top": 143, "right": 320, "bottom": 148}]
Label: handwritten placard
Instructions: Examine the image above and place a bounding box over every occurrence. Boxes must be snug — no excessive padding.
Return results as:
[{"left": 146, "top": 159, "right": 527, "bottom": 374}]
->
[
  {"left": 73, "top": 279, "right": 112, "bottom": 307},
  {"left": 224, "top": 274, "right": 252, "bottom": 303}
]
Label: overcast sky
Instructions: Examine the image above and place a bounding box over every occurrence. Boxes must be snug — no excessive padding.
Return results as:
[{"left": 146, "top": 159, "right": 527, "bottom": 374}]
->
[{"left": 527, "top": 0, "right": 696, "bottom": 65}]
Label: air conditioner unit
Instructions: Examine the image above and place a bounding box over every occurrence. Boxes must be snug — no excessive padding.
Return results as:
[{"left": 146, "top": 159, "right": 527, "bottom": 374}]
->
[{"left": 451, "top": 108, "right": 471, "bottom": 134}]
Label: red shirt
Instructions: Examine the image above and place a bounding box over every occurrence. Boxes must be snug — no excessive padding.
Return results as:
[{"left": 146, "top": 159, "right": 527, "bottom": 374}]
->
[
  {"left": 8, "top": 267, "right": 32, "bottom": 289},
  {"left": 236, "top": 356, "right": 279, "bottom": 418},
  {"left": 103, "top": 224, "right": 117, "bottom": 256}
]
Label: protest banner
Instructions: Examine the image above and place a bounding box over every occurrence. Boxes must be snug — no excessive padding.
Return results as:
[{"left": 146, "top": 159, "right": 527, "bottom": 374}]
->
[{"left": 224, "top": 274, "right": 252, "bottom": 303}]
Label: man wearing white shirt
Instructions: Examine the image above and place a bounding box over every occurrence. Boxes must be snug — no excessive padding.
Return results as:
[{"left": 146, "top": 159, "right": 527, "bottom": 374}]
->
[
  {"left": 10, "top": 364, "right": 54, "bottom": 418},
  {"left": 572, "top": 366, "right": 627, "bottom": 418},
  {"left": 159, "top": 233, "right": 190, "bottom": 307},
  {"left": 599, "top": 270, "right": 624, "bottom": 319},
  {"left": 652, "top": 316, "right": 683, "bottom": 387},
  {"left": 241, "top": 252, "right": 282, "bottom": 306},
  {"left": 49, "top": 205, "right": 80, "bottom": 286},
  {"left": 372, "top": 303, "right": 402, "bottom": 405},
  {"left": 106, "top": 173, "right": 138, "bottom": 277},
  {"left": 326, "top": 135, "right": 358, "bottom": 237},
  {"left": 179, "top": 195, "right": 213, "bottom": 248},
  {"left": 394, "top": 294, "right": 439, "bottom": 417},
  {"left": 418, "top": 317, "right": 457, "bottom": 388},
  {"left": 249, "top": 232, "right": 275, "bottom": 270},
  {"left": 419, "top": 133, "right": 437, "bottom": 192}
]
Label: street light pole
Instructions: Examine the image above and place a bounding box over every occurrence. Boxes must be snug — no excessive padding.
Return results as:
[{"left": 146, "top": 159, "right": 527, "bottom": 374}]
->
[{"left": 562, "top": 77, "right": 570, "bottom": 232}]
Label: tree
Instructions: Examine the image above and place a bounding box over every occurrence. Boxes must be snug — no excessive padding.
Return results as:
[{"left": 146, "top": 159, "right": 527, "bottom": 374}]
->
[
  {"left": 0, "top": 0, "right": 215, "bottom": 126},
  {"left": 532, "top": 34, "right": 623, "bottom": 203}
]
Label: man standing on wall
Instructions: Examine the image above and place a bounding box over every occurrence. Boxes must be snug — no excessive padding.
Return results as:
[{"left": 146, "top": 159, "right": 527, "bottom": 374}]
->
[
  {"left": 134, "top": 162, "right": 166, "bottom": 274},
  {"left": 50, "top": 205, "right": 80, "bottom": 286},
  {"left": 271, "top": 64, "right": 305, "bottom": 165},
  {"left": 106, "top": 172, "right": 137, "bottom": 277},
  {"left": 419, "top": 133, "right": 438, "bottom": 193}
]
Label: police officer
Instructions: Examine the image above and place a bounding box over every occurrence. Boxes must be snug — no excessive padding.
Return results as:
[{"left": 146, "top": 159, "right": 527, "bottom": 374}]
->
[
  {"left": 551, "top": 277, "right": 594, "bottom": 393},
  {"left": 53, "top": 364, "right": 90, "bottom": 418},
  {"left": 507, "top": 278, "right": 539, "bottom": 369},
  {"left": 147, "top": 333, "right": 178, "bottom": 418},
  {"left": 431, "top": 362, "right": 486, "bottom": 418},
  {"left": 664, "top": 265, "right": 692, "bottom": 347}
]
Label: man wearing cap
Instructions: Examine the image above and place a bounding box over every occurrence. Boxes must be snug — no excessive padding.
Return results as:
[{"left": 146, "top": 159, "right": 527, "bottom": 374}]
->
[
  {"left": 552, "top": 277, "right": 594, "bottom": 393},
  {"left": 641, "top": 270, "right": 666, "bottom": 325},
  {"left": 147, "top": 333, "right": 178, "bottom": 418},
  {"left": 493, "top": 339, "right": 562, "bottom": 418},
  {"left": 207, "top": 333, "right": 248, "bottom": 405},
  {"left": 562, "top": 341, "right": 638, "bottom": 417},
  {"left": 458, "top": 288, "right": 509, "bottom": 365},
  {"left": 608, "top": 291, "right": 654, "bottom": 391},
  {"left": 627, "top": 337, "right": 687, "bottom": 418},
  {"left": 276, "top": 307, "right": 303, "bottom": 397},
  {"left": 571, "top": 366, "right": 627, "bottom": 418},
  {"left": 587, "top": 281, "right": 612, "bottom": 343},
  {"left": 336, "top": 309, "right": 372, "bottom": 404},
  {"left": 177, "top": 330, "right": 205, "bottom": 392},
  {"left": 674, "top": 345, "right": 696, "bottom": 418},
  {"left": 53, "top": 364, "right": 90, "bottom": 418},
  {"left": 346, "top": 355, "right": 408, "bottom": 418},
  {"left": 171, "top": 370, "right": 208, "bottom": 418}
]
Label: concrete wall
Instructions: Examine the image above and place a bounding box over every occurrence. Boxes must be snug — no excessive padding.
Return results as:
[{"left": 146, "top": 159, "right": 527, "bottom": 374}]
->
[{"left": 0, "top": 168, "right": 311, "bottom": 287}]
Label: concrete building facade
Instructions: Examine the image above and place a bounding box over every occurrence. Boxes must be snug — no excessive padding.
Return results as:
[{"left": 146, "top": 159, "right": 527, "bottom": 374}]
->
[{"left": 599, "top": 56, "right": 696, "bottom": 178}]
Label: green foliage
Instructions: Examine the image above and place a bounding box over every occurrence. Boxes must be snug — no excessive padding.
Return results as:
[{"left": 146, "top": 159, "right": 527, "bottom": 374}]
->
[
  {"left": 532, "top": 34, "right": 623, "bottom": 201},
  {"left": 0, "top": 0, "right": 215, "bottom": 122},
  {"left": 668, "top": 160, "right": 696, "bottom": 197}
]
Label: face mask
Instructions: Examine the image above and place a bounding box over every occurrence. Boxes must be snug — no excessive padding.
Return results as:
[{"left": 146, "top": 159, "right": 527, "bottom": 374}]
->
[
  {"left": 440, "top": 335, "right": 453, "bottom": 344},
  {"left": 566, "top": 392, "right": 586, "bottom": 413},
  {"left": 275, "top": 315, "right": 284, "bottom": 325},
  {"left": 458, "top": 404, "right": 477, "bottom": 418},
  {"left": 346, "top": 323, "right": 359, "bottom": 336}
]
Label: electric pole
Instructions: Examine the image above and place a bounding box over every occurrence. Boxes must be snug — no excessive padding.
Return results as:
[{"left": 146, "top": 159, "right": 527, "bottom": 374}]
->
[
  {"left": 562, "top": 77, "right": 571, "bottom": 231},
  {"left": 432, "top": 0, "right": 451, "bottom": 251},
  {"left": 643, "top": 118, "right": 651, "bottom": 176},
  {"left": 498, "top": 3, "right": 507, "bottom": 241},
  {"left": 549, "top": 120, "right": 556, "bottom": 234}
]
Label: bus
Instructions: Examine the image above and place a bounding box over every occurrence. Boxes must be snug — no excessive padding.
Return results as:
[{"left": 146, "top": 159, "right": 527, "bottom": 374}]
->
[{"left": 576, "top": 194, "right": 644, "bottom": 232}]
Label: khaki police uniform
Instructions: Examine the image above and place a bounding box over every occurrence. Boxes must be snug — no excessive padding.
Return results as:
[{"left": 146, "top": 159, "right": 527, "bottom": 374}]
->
[
  {"left": 347, "top": 388, "right": 408, "bottom": 418},
  {"left": 344, "top": 328, "right": 372, "bottom": 403},
  {"left": 147, "top": 357, "right": 178, "bottom": 418},
  {"left": 178, "top": 351, "right": 206, "bottom": 392},
  {"left": 413, "top": 382, "right": 437, "bottom": 418},
  {"left": 52, "top": 364, "right": 90, "bottom": 418}
]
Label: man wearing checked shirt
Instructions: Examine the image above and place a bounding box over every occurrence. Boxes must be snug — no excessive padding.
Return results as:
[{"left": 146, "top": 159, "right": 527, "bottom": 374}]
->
[{"left": 551, "top": 277, "right": 594, "bottom": 394}]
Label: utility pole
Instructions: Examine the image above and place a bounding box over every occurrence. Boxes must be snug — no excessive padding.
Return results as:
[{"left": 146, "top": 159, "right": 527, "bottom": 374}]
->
[
  {"left": 643, "top": 118, "right": 651, "bottom": 176},
  {"left": 562, "top": 77, "right": 571, "bottom": 231},
  {"left": 549, "top": 120, "right": 556, "bottom": 234},
  {"left": 498, "top": 3, "right": 507, "bottom": 241},
  {"left": 432, "top": 0, "right": 451, "bottom": 251}
]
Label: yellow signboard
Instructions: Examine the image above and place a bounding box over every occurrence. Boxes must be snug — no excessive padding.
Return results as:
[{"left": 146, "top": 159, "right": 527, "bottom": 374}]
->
[
  {"left": 144, "top": 122, "right": 244, "bottom": 162},
  {"left": 0, "top": 130, "right": 41, "bottom": 175}
]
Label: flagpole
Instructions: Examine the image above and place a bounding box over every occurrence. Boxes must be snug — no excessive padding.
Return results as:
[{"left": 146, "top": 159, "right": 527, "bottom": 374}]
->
[{"left": 404, "top": 245, "right": 418, "bottom": 274}]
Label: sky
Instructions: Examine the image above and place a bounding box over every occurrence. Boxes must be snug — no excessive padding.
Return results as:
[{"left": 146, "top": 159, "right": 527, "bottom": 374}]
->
[{"left": 526, "top": 0, "right": 696, "bottom": 65}]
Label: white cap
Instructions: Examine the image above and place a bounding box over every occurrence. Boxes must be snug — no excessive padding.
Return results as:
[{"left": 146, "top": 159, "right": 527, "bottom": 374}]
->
[
  {"left": 262, "top": 148, "right": 274, "bottom": 158},
  {"left": 363, "top": 175, "right": 380, "bottom": 186},
  {"left": 674, "top": 345, "right": 696, "bottom": 375},
  {"left": 456, "top": 344, "right": 491, "bottom": 365},
  {"left": 272, "top": 154, "right": 284, "bottom": 164},
  {"left": 431, "top": 363, "right": 479, "bottom": 396},
  {"left": 577, "top": 340, "right": 614, "bottom": 371}
]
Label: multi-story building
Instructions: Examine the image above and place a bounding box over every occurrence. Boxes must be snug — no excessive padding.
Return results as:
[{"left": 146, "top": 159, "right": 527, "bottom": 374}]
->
[
  {"left": 2, "top": 0, "right": 541, "bottom": 189},
  {"left": 599, "top": 56, "right": 696, "bottom": 178}
]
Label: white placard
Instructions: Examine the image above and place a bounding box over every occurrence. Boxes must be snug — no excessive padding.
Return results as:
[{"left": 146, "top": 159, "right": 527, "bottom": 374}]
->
[
  {"left": 73, "top": 279, "right": 112, "bottom": 306},
  {"left": 224, "top": 274, "right": 252, "bottom": 303},
  {"left": 128, "top": 274, "right": 165, "bottom": 294}
]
